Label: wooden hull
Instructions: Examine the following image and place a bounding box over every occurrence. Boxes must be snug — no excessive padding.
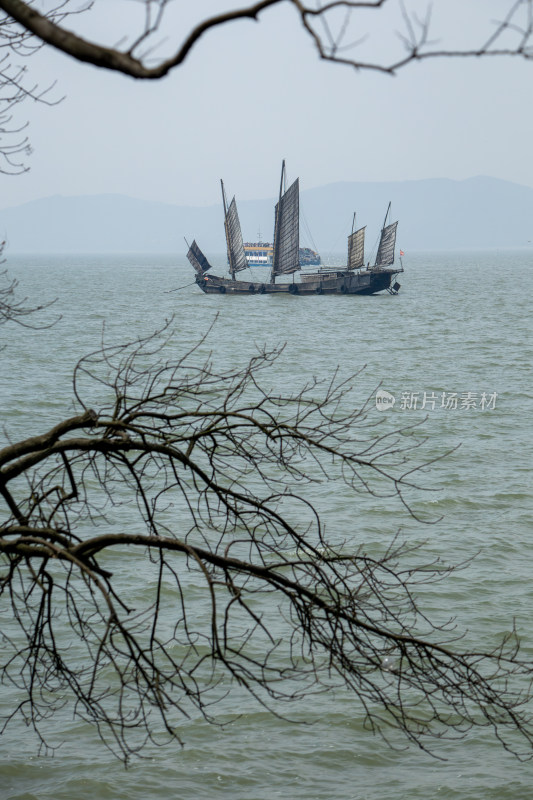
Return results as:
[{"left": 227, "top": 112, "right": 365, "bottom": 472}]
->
[{"left": 196, "top": 268, "right": 401, "bottom": 296}]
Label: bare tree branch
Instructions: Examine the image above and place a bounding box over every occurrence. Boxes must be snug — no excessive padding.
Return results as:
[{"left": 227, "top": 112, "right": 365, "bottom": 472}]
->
[
  {"left": 0, "top": 1, "right": 532, "bottom": 169},
  {"left": 1, "top": 0, "right": 533, "bottom": 83},
  {"left": 0, "top": 0, "right": 283, "bottom": 78},
  {"left": 0, "top": 266, "right": 60, "bottom": 334},
  {"left": 0, "top": 1, "right": 83, "bottom": 172},
  {"left": 1, "top": 323, "right": 532, "bottom": 762}
]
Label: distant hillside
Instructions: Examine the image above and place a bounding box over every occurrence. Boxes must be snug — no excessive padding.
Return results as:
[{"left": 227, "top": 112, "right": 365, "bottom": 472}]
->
[{"left": 2, "top": 176, "right": 532, "bottom": 254}]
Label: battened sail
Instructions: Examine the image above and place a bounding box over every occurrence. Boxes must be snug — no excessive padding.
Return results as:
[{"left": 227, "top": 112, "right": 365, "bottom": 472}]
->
[
  {"left": 347, "top": 226, "right": 366, "bottom": 270},
  {"left": 271, "top": 178, "right": 300, "bottom": 278},
  {"left": 187, "top": 239, "right": 212, "bottom": 275},
  {"left": 375, "top": 221, "right": 398, "bottom": 268},
  {"left": 225, "top": 197, "right": 248, "bottom": 275}
]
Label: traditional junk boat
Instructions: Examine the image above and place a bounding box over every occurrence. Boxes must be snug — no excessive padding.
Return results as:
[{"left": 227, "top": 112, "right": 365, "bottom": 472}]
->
[{"left": 187, "top": 162, "right": 403, "bottom": 296}]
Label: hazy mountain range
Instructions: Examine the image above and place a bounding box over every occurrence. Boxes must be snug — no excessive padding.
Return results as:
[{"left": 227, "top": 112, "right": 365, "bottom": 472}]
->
[{"left": 2, "top": 176, "right": 532, "bottom": 255}]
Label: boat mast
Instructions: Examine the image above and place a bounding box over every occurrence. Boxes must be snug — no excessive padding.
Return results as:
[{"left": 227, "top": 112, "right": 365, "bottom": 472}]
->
[
  {"left": 221, "top": 179, "right": 235, "bottom": 282},
  {"left": 382, "top": 201, "right": 391, "bottom": 232},
  {"left": 270, "top": 160, "right": 286, "bottom": 285},
  {"left": 347, "top": 212, "right": 356, "bottom": 268}
]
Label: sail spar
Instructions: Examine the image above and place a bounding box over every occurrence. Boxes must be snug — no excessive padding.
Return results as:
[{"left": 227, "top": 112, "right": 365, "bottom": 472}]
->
[
  {"left": 187, "top": 239, "right": 212, "bottom": 275},
  {"left": 375, "top": 220, "right": 398, "bottom": 268},
  {"left": 347, "top": 226, "right": 366, "bottom": 270},
  {"left": 271, "top": 172, "right": 300, "bottom": 280},
  {"left": 224, "top": 195, "right": 248, "bottom": 276}
]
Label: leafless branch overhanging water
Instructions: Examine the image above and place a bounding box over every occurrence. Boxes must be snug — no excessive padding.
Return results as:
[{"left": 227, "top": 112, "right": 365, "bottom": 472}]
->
[{"left": 1, "top": 321, "right": 532, "bottom": 761}]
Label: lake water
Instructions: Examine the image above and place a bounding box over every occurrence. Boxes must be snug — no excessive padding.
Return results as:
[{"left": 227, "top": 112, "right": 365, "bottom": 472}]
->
[{"left": 1, "top": 250, "right": 532, "bottom": 799}]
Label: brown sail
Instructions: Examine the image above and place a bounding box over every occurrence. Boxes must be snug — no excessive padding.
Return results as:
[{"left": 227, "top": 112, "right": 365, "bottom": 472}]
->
[
  {"left": 186, "top": 239, "right": 212, "bottom": 275},
  {"left": 375, "top": 221, "right": 398, "bottom": 268},
  {"left": 347, "top": 226, "right": 366, "bottom": 270},
  {"left": 271, "top": 168, "right": 300, "bottom": 280},
  {"left": 224, "top": 196, "right": 249, "bottom": 275}
]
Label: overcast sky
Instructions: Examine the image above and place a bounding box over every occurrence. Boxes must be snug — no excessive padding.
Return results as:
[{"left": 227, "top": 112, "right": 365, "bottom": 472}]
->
[{"left": 1, "top": 0, "right": 532, "bottom": 211}]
